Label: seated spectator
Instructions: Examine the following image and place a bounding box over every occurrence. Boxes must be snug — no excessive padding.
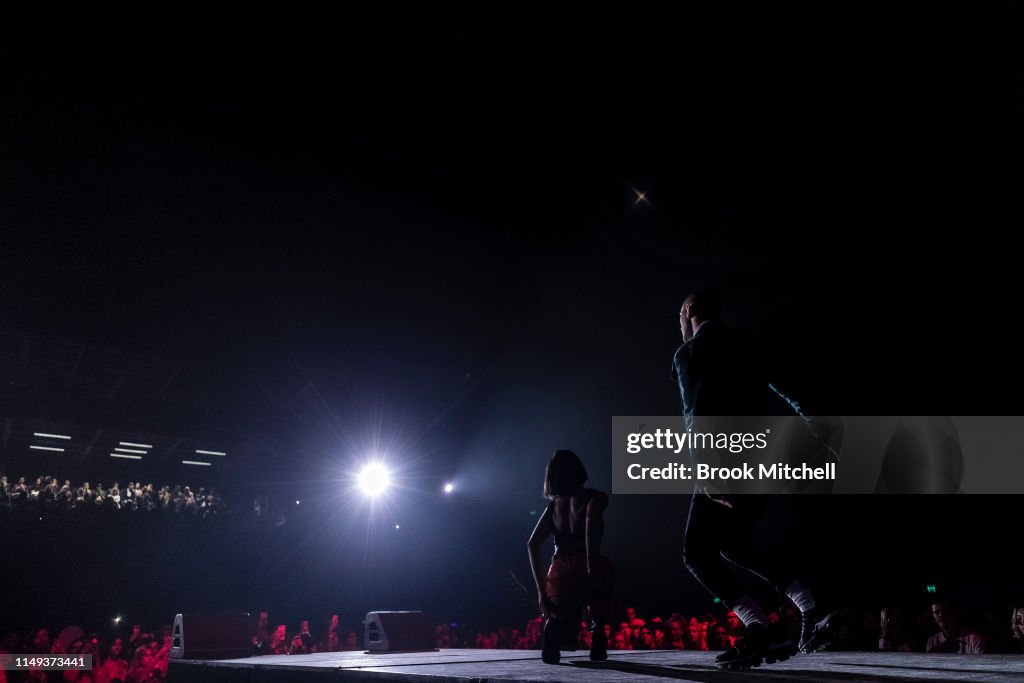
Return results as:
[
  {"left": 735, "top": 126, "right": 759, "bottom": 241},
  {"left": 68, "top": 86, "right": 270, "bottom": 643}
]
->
[
  {"left": 724, "top": 611, "right": 744, "bottom": 641},
  {"left": 293, "top": 621, "right": 314, "bottom": 655},
  {"left": 29, "top": 627, "right": 51, "bottom": 654},
  {"left": 699, "top": 614, "right": 713, "bottom": 649},
  {"left": 153, "top": 633, "right": 171, "bottom": 680},
  {"left": 1, "top": 636, "right": 19, "bottom": 683},
  {"left": 319, "top": 614, "right": 340, "bottom": 652},
  {"left": 651, "top": 619, "right": 666, "bottom": 649},
  {"left": 99, "top": 637, "right": 129, "bottom": 682},
  {"left": 707, "top": 622, "right": 733, "bottom": 650},
  {"left": 59, "top": 482, "right": 73, "bottom": 507},
  {"left": 524, "top": 617, "right": 542, "bottom": 649},
  {"left": 617, "top": 622, "right": 632, "bottom": 647},
  {"left": 201, "top": 494, "right": 218, "bottom": 518},
  {"left": 665, "top": 618, "right": 685, "bottom": 650},
  {"left": 926, "top": 602, "right": 987, "bottom": 654},
  {"left": 635, "top": 625, "right": 655, "bottom": 650},
  {"left": 1009, "top": 605, "right": 1024, "bottom": 654},
  {"left": 270, "top": 624, "right": 288, "bottom": 654},
  {"left": 13, "top": 477, "right": 29, "bottom": 504},
  {"left": 142, "top": 484, "right": 156, "bottom": 512},
  {"left": 37, "top": 477, "right": 51, "bottom": 506},
  {"left": 252, "top": 612, "right": 270, "bottom": 655},
  {"left": 433, "top": 623, "right": 451, "bottom": 650},
  {"left": 63, "top": 634, "right": 101, "bottom": 683},
  {"left": 878, "top": 606, "right": 917, "bottom": 652},
  {"left": 184, "top": 490, "right": 198, "bottom": 514},
  {"left": 684, "top": 617, "right": 704, "bottom": 651},
  {"left": 126, "top": 642, "right": 156, "bottom": 682},
  {"left": 575, "top": 622, "right": 591, "bottom": 650},
  {"left": 508, "top": 628, "right": 521, "bottom": 648},
  {"left": 287, "top": 632, "right": 312, "bottom": 655}
]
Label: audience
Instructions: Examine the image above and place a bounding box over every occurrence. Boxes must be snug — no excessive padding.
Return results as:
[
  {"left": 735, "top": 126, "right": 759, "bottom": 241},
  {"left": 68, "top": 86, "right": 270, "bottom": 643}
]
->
[
  {"left": 0, "top": 472, "right": 224, "bottom": 518},
  {"left": 2, "top": 601, "right": 1018, "bottom": 681},
  {"left": 0, "top": 628, "right": 169, "bottom": 682}
]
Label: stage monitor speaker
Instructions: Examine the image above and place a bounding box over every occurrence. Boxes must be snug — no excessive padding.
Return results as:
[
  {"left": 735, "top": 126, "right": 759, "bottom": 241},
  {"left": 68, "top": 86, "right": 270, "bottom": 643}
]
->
[
  {"left": 364, "top": 611, "right": 436, "bottom": 652},
  {"left": 169, "top": 613, "right": 251, "bottom": 660}
]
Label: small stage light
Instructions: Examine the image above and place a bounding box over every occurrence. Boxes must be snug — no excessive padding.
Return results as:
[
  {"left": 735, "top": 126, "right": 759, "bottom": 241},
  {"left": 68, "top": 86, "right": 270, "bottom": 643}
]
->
[
  {"left": 395, "top": 524, "right": 400, "bottom": 529},
  {"left": 443, "top": 482, "right": 454, "bottom": 494},
  {"left": 632, "top": 187, "right": 652, "bottom": 206},
  {"left": 358, "top": 463, "right": 390, "bottom": 496}
]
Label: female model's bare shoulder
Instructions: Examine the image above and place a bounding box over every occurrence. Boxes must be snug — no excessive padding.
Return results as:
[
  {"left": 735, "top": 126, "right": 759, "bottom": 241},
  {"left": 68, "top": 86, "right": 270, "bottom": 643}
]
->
[{"left": 586, "top": 489, "right": 609, "bottom": 508}]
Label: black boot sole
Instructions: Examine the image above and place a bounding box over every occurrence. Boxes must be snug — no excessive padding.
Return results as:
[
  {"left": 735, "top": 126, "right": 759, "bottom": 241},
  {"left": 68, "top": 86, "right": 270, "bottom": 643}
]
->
[
  {"left": 718, "top": 639, "right": 795, "bottom": 669},
  {"left": 718, "top": 654, "right": 763, "bottom": 670}
]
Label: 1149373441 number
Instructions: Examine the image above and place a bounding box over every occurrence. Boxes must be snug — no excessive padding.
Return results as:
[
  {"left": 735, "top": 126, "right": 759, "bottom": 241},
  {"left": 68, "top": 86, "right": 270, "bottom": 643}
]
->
[{"left": 0, "top": 654, "right": 92, "bottom": 670}]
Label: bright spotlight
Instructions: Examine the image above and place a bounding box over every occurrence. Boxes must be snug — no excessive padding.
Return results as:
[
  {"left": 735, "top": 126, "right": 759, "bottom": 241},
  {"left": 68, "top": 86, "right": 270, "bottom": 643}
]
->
[
  {"left": 443, "top": 482, "right": 454, "bottom": 494},
  {"left": 114, "top": 616, "right": 122, "bottom": 624},
  {"left": 358, "top": 463, "right": 390, "bottom": 496}
]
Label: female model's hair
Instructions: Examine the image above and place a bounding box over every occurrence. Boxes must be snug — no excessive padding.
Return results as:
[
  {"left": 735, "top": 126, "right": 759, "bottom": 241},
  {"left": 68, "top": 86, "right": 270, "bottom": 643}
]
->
[{"left": 543, "top": 449, "right": 588, "bottom": 499}]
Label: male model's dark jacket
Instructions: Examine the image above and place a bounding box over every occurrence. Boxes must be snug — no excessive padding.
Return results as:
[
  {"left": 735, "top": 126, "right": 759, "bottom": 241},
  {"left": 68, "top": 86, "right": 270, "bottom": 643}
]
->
[
  {"left": 671, "top": 320, "right": 812, "bottom": 423},
  {"left": 671, "top": 320, "right": 835, "bottom": 493}
]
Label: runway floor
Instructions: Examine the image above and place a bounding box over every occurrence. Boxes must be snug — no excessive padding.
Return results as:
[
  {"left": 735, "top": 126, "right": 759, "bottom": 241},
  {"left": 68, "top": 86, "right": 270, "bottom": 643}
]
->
[{"left": 168, "top": 648, "right": 1024, "bottom": 682}]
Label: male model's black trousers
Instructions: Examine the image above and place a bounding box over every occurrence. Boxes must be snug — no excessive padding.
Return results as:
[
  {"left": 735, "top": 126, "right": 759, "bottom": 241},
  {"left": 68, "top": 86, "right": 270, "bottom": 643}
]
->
[{"left": 682, "top": 492, "right": 790, "bottom": 607}]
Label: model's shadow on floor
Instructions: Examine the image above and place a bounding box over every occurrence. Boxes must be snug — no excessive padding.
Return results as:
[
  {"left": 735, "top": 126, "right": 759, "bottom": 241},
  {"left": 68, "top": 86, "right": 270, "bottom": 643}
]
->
[{"left": 571, "top": 659, "right": 942, "bottom": 682}]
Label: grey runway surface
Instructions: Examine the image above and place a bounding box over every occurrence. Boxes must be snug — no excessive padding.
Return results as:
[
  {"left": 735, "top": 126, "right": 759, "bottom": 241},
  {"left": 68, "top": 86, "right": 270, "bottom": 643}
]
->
[{"left": 169, "top": 648, "right": 1024, "bottom": 682}]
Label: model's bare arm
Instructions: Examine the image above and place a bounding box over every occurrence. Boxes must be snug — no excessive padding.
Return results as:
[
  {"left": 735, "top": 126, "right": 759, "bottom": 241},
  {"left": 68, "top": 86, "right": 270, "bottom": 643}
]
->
[
  {"left": 585, "top": 492, "right": 608, "bottom": 576},
  {"left": 527, "top": 506, "right": 555, "bottom": 616}
]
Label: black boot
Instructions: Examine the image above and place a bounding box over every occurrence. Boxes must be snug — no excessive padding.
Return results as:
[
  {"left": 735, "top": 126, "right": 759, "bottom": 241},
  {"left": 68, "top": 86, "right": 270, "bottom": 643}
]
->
[
  {"left": 715, "top": 623, "right": 795, "bottom": 670},
  {"left": 541, "top": 618, "right": 561, "bottom": 664},
  {"left": 799, "top": 610, "right": 842, "bottom": 653},
  {"left": 589, "top": 620, "right": 607, "bottom": 661}
]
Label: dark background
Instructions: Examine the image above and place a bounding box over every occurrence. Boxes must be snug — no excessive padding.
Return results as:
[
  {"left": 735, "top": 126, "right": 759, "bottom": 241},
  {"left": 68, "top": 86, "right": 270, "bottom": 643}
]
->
[{"left": 1, "top": 3, "right": 1022, "bottom": 635}]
